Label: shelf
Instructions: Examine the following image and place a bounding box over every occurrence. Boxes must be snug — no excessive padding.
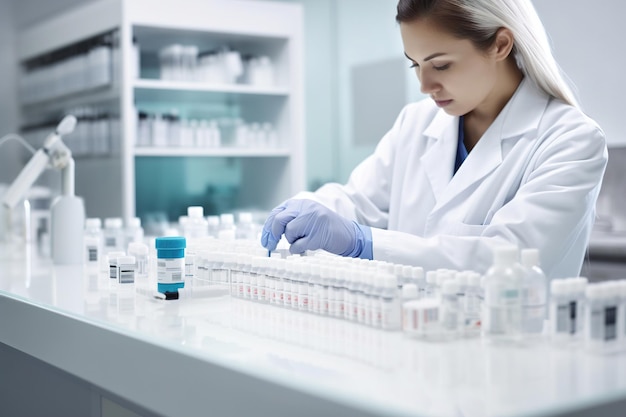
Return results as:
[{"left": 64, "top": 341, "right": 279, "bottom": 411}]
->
[
  {"left": 133, "top": 79, "right": 289, "bottom": 97},
  {"left": 20, "top": 85, "right": 119, "bottom": 115},
  {"left": 134, "top": 147, "right": 291, "bottom": 157}
]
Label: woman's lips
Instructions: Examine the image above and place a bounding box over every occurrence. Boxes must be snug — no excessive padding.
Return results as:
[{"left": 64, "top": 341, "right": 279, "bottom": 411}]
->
[{"left": 435, "top": 99, "right": 453, "bottom": 107}]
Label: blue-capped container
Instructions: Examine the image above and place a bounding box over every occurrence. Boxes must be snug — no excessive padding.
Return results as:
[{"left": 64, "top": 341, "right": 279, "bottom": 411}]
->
[{"left": 155, "top": 236, "right": 186, "bottom": 299}]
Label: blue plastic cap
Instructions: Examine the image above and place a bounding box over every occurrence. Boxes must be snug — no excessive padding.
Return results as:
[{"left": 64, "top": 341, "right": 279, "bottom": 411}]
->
[{"left": 155, "top": 236, "right": 186, "bottom": 259}]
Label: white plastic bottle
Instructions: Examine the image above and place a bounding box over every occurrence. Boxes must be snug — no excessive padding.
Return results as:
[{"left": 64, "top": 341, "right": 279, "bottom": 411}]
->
[
  {"left": 207, "top": 215, "right": 220, "bottom": 238},
  {"left": 236, "top": 212, "right": 257, "bottom": 240},
  {"left": 520, "top": 248, "right": 548, "bottom": 335},
  {"left": 440, "top": 280, "right": 460, "bottom": 340},
  {"left": 125, "top": 217, "right": 144, "bottom": 247},
  {"left": 218, "top": 213, "right": 237, "bottom": 241},
  {"left": 185, "top": 206, "right": 208, "bottom": 240},
  {"left": 84, "top": 218, "right": 103, "bottom": 267},
  {"left": 482, "top": 245, "right": 523, "bottom": 342},
  {"left": 103, "top": 217, "right": 124, "bottom": 253}
]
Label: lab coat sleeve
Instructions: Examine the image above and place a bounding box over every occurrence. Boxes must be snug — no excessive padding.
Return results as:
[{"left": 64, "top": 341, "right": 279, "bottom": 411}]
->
[
  {"left": 292, "top": 106, "right": 410, "bottom": 228},
  {"left": 371, "top": 112, "right": 608, "bottom": 278}
]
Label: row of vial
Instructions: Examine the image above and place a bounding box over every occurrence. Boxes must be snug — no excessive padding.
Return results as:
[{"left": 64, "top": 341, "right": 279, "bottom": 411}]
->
[
  {"left": 159, "top": 44, "right": 275, "bottom": 86},
  {"left": 20, "top": 31, "right": 125, "bottom": 104},
  {"left": 135, "top": 112, "right": 279, "bottom": 149},
  {"left": 23, "top": 111, "right": 120, "bottom": 158}
]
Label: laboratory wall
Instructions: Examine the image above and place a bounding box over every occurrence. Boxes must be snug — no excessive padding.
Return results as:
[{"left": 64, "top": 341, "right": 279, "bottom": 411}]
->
[{"left": 0, "top": 0, "right": 19, "bottom": 183}]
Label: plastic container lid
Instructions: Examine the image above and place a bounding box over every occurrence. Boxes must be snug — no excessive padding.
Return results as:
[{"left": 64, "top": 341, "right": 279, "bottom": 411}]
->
[
  {"left": 118, "top": 255, "right": 136, "bottom": 265},
  {"left": 104, "top": 217, "right": 123, "bottom": 229},
  {"left": 207, "top": 215, "right": 220, "bottom": 226},
  {"left": 442, "top": 280, "right": 459, "bottom": 296},
  {"left": 155, "top": 236, "right": 186, "bottom": 259},
  {"left": 127, "top": 242, "right": 148, "bottom": 256},
  {"left": 238, "top": 212, "right": 253, "bottom": 224},
  {"left": 188, "top": 206, "right": 204, "bottom": 218},
  {"left": 426, "top": 270, "right": 437, "bottom": 284},
  {"left": 127, "top": 217, "right": 141, "bottom": 228},
  {"left": 85, "top": 218, "right": 101, "bottom": 229},
  {"left": 492, "top": 245, "right": 519, "bottom": 266},
  {"left": 402, "top": 283, "right": 419, "bottom": 299},
  {"left": 521, "top": 248, "right": 540, "bottom": 268},
  {"left": 220, "top": 213, "right": 235, "bottom": 225},
  {"left": 411, "top": 266, "right": 424, "bottom": 280}
]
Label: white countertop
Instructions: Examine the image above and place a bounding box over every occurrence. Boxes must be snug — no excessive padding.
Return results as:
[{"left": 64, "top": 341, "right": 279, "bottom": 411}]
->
[{"left": 1, "top": 243, "right": 626, "bottom": 417}]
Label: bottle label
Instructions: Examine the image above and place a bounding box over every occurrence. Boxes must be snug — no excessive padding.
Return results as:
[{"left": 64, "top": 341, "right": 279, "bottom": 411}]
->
[{"left": 157, "top": 258, "right": 184, "bottom": 283}]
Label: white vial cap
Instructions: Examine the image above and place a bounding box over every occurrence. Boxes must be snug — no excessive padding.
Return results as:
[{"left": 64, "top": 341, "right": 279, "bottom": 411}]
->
[
  {"left": 521, "top": 248, "right": 540, "bottom": 268},
  {"left": 468, "top": 272, "right": 481, "bottom": 287},
  {"left": 426, "top": 270, "right": 437, "bottom": 284},
  {"left": 585, "top": 284, "right": 603, "bottom": 300},
  {"left": 178, "top": 215, "right": 189, "bottom": 226},
  {"left": 85, "top": 218, "right": 102, "bottom": 228},
  {"left": 188, "top": 206, "right": 204, "bottom": 218},
  {"left": 411, "top": 266, "right": 424, "bottom": 280},
  {"left": 442, "top": 280, "right": 459, "bottom": 296},
  {"left": 492, "top": 245, "right": 519, "bottom": 266},
  {"left": 401, "top": 264, "right": 412, "bottom": 277},
  {"left": 127, "top": 217, "right": 141, "bottom": 228},
  {"left": 118, "top": 255, "right": 136, "bottom": 265},
  {"left": 207, "top": 215, "right": 220, "bottom": 226},
  {"left": 402, "top": 283, "right": 419, "bottom": 299},
  {"left": 128, "top": 242, "right": 149, "bottom": 256},
  {"left": 239, "top": 212, "right": 253, "bottom": 223},
  {"left": 455, "top": 272, "right": 468, "bottom": 286},
  {"left": 550, "top": 279, "right": 566, "bottom": 295},
  {"left": 107, "top": 251, "right": 126, "bottom": 262},
  {"left": 220, "top": 213, "right": 235, "bottom": 224},
  {"left": 104, "top": 217, "right": 123, "bottom": 229}
]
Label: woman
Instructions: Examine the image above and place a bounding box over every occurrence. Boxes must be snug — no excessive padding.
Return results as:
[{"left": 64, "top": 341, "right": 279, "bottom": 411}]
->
[{"left": 261, "top": 0, "right": 607, "bottom": 279}]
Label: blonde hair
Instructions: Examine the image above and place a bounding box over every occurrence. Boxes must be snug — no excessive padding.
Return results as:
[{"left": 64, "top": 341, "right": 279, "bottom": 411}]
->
[{"left": 396, "top": 0, "right": 579, "bottom": 108}]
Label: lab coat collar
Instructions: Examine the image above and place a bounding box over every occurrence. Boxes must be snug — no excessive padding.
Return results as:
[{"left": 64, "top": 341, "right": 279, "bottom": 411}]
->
[{"left": 421, "top": 77, "right": 550, "bottom": 212}]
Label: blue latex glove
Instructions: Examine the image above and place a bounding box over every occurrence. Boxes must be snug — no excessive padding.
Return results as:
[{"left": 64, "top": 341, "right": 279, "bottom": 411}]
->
[{"left": 261, "top": 199, "right": 369, "bottom": 257}]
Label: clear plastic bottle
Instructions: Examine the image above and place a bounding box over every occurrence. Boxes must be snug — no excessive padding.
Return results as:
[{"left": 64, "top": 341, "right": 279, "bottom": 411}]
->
[
  {"left": 185, "top": 206, "right": 208, "bottom": 240},
  {"left": 482, "top": 245, "right": 523, "bottom": 342},
  {"left": 125, "top": 217, "right": 144, "bottom": 248},
  {"left": 440, "top": 280, "right": 460, "bottom": 339},
  {"left": 127, "top": 241, "right": 149, "bottom": 279},
  {"left": 103, "top": 217, "right": 124, "bottom": 253},
  {"left": 520, "top": 248, "right": 547, "bottom": 335},
  {"left": 463, "top": 272, "right": 482, "bottom": 337},
  {"left": 380, "top": 274, "right": 401, "bottom": 331},
  {"left": 84, "top": 218, "right": 103, "bottom": 267},
  {"left": 218, "top": 213, "right": 236, "bottom": 241},
  {"left": 425, "top": 271, "right": 437, "bottom": 298},
  {"left": 207, "top": 215, "right": 220, "bottom": 238},
  {"left": 585, "top": 283, "right": 620, "bottom": 354},
  {"left": 550, "top": 278, "right": 586, "bottom": 345},
  {"left": 236, "top": 212, "right": 257, "bottom": 240}
]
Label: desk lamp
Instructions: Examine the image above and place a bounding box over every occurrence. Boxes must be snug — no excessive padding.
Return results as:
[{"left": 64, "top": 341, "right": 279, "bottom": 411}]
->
[{"left": 2, "top": 115, "right": 85, "bottom": 264}]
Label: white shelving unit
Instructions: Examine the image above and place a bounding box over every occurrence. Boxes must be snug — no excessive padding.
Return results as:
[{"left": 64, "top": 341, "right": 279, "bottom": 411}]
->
[{"left": 16, "top": 0, "right": 305, "bottom": 221}]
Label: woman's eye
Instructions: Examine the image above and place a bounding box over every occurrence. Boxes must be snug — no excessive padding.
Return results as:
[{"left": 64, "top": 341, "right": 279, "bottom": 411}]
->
[
  {"left": 409, "top": 62, "right": 419, "bottom": 69},
  {"left": 433, "top": 63, "right": 450, "bottom": 71}
]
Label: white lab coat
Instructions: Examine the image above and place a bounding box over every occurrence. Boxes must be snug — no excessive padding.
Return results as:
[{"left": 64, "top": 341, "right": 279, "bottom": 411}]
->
[{"left": 298, "top": 78, "right": 608, "bottom": 278}]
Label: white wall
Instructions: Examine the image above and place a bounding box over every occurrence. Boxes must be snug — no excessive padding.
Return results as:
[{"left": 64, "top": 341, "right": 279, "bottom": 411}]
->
[{"left": 533, "top": 0, "right": 626, "bottom": 147}]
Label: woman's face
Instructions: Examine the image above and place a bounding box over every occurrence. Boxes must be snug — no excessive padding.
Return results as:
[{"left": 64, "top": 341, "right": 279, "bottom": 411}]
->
[{"left": 400, "top": 18, "right": 500, "bottom": 117}]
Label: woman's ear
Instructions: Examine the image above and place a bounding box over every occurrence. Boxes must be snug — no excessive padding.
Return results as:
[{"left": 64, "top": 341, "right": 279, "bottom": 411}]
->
[{"left": 492, "top": 27, "right": 515, "bottom": 61}]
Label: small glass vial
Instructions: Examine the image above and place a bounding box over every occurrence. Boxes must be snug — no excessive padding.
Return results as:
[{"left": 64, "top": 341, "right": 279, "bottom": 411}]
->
[
  {"left": 218, "top": 213, "right": 237, "bottom": 241},
  {"left": 103, "top": 217, "right": 124, "bottom": 253},
  {"left": 520, "top": 248, "right": 547, "bottom": 335},
  {"left": 440, "top": 280, "right": 460, "bottom": 340},
  {"left": 125, "top": 217, "right": 144, "bottom": 247},
  {"left": 425, "top": 271, "right": 437, "bottom": 298},
  {"left": 155, "top": 236, "right": 186, "bottom": 300},
  {"left": 128, "top": 242, "right": 149, "bottom": 279},
  {"left": 117, "top": 255, "right": 136, "bottom": 284},
  {"left": 185, "top": 206, "right": 208, "bottom": 240},
  {"left": 84, "top": 218, "right": 103, "bottom": 267},
  {"left": 107, "top": 251, "right": 126, "bottom": 282},
  {"left": 550, "top": 278, "right": 586, "bottom": 345},
  {"left": 482, "top": 245, "right": 523, "bottom": 342},
  {"left": 380, "top": 274, "right": 401, "bottom": 331},
  {"left": 403, "top": 298, "right": 441, "bottom": 339},
  {"left": 207, "top": 215, "right": 220, "bottom": 238},
  {"left": 585, "top": 283, "right": 620, "bottom": 354}
]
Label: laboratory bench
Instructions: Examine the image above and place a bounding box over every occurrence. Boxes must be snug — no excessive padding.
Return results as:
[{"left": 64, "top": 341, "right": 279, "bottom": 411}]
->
[{"left": 1, "top": 244, "right": 626, "bottom": 417}]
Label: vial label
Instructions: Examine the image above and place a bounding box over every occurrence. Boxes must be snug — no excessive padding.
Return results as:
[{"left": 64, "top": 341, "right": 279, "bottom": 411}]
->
[
  {"left": 119, "top": 269, "right": 135, "bottom": 284},
  {"left": 109, "top": 264, "right": 118, "bottom": 280},
  {"left": 590, "top": 309, "right": 603, "bottom": 341},
  {"left": 86, "top": 246, "right": 98, "bottom": 263},
  {"left": 605, "top": 306, "right": 617, "bottom": 341},
  {"left": 157, "top": 258, "right": 184, "bottom": 283},
  {"left": 105, "top": 236, "right": 116, "bottom": 248}
]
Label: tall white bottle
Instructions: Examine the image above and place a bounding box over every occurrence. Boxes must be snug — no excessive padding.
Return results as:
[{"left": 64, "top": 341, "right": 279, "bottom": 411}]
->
[
  {"left": 482, "top": 245, "right": 523, "bottom": 342},
  {"left": 520, "top": 248, "right": 547, "bottom": 335}
]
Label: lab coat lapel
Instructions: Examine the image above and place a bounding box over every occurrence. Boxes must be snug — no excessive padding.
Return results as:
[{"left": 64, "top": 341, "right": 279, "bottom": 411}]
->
[
  {"left": 420, "top": 111, "right": 457, "bottom": 202},
  {"left": 426, "top": 78, "right": 548, "bottom": 214}
]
